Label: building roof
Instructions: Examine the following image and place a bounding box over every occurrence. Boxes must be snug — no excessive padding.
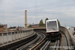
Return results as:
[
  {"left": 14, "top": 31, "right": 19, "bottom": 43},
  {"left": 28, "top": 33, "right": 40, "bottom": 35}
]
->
[
  {"left": 31, "top": 24, "right": 39, "bottom": 26},
  {"left": 0, "top": 24, "right": 7, "bottom": 26}
]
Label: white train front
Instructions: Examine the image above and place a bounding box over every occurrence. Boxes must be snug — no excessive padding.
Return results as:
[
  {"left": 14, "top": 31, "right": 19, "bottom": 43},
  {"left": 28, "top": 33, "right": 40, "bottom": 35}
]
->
[{"left": 46, "top": 19, "right": 61, "bottom": 41}]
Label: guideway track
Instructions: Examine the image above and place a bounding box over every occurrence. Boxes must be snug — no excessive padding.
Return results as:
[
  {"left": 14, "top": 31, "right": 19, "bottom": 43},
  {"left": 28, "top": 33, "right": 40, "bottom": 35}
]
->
[
  {"left": 31, "top": 31, "right": 69, "bottom": 50},
  {"left": 30, "top": 30, "right": 61, "bottom": 50},
  {"left": 30, "top": 26, "right": 73, "bottom": 50},
  {"left": 49, "top": 40, "right": 60, "bottom": 50},
  {"left": 16, "top": 30, "right": 46, "bottom": 50},
  {"left": 30, "top": 31, "right": 46, "bottom": 50},
  {"left": 7, "top": 33, "right": 37, "bottom": 50},
  {"left": 16, "top": 33, "right": 41, "bottom": 50}
]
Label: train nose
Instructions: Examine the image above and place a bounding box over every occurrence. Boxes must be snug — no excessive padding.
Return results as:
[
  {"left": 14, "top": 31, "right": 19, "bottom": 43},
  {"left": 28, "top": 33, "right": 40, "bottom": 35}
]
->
[
  {"left": 47, "top": 34, "right": 49, "bottom": 36},
  {"left": 52, "top": 34, "right": 54, "bottom": 36},
  {"left": 57, "top": 33, "right": 59, "bottom": 35},
  {"left": 51, "top": 33, "right": 54, "bottom": 36}
]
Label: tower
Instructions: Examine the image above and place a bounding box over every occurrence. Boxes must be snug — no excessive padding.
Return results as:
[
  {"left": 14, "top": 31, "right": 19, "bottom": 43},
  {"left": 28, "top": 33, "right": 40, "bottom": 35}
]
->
[{"left": 25, "top": 10, "right": 27, "bottom": 28}]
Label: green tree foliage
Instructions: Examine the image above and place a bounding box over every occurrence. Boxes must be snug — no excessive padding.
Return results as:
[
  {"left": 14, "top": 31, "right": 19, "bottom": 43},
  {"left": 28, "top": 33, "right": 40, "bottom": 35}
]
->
[
  {"left": 39, "top": 19, "right": 45, "bottom": 26},
  {"left": 57, "top": 19, "right": 61, "bottom": 26},
  {"left": 28, "top": 24, "right": 32, "bottom": 28},
  {"left": 45, "top": 18, "right": 49, "bottom": 24},
  {"left": 9, "top": 26, "right": 16, "bottom": 29},
  {"left": 0, "top": 26, "right": 3, "bottom": 28}
]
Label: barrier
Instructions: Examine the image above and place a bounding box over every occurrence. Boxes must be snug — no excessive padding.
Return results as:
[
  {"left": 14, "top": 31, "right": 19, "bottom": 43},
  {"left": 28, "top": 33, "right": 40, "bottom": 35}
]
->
[
  {"left": 0, "top": 28, "right": 34, "bottom": 45},
  {"left": 60, "top": 26, "right": 73, "bottom": 47}
]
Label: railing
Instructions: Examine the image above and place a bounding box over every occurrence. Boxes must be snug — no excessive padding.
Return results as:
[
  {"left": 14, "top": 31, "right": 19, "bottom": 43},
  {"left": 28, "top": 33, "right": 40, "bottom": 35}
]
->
[
  {"left": 0, "top": 28, "right": 34, "bottom": 45},
  {"left": 60, "top": 26, "right": 73, "bottom": 48}
]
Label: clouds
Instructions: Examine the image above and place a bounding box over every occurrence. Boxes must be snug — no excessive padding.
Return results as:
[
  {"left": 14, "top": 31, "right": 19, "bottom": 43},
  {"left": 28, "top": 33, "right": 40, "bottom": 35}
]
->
[
  {"left": 0, "top": 0, "right": 75, "bottom": 27},
  {"left": 45, "top": 6, "right": 75, "bottom": 18}
]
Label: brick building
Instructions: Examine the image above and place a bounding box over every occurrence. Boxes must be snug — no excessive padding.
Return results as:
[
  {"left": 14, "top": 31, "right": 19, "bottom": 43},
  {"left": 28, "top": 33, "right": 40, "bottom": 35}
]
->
[
  {"left": 31, "top": 24, "right": 39, "bottom": 27},
  {"left": 0, "top": 24, "right": 7, "bottom": 32}
]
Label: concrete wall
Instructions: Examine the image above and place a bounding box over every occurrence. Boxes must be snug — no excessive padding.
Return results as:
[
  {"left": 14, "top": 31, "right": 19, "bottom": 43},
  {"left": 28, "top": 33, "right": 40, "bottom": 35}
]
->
[
  {"left": 65, "top": 27, "right": 75, "bottom": 47},
  {"left": 0, "top": 28, "right": 34, "bottom": 45},
  {"left": 60, "top": 26, "right": 72, "bottom": 47}
]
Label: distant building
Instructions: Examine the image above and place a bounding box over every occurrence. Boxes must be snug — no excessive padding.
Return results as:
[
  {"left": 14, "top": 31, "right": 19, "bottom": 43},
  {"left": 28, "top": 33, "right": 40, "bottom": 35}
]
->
[
  {"left": 66, "top": 26, "right": 74, "bottom": 35},
  {"left": 31, "top": 24, "right": 39, "bottom": 27},
  {"left": 0, "top": 24, "right": 7, "bottom": 32},
  {"left": 8, "top": 26, "right": 24, "bottom": 31}
]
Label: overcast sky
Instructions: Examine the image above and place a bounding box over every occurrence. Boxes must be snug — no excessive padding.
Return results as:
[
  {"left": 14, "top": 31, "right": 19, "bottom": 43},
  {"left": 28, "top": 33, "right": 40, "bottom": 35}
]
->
[{"left": 0, "top": 0, "right": 75, "bottom": 27}]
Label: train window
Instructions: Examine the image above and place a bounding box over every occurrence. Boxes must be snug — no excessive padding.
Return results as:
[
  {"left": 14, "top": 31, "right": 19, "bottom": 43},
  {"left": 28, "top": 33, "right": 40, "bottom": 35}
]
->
[{"left": 47, "top": 21, "right": 57, "bottom": 31}]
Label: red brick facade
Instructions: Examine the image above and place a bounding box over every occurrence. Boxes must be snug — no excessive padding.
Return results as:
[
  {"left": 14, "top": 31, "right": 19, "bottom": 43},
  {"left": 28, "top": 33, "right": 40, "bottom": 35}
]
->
[
  {"left": 31, "top": 24, "right": 39, "bottom": 27},
  {"left": 0, "top": 24, "right": 7, "bottom": 32}
]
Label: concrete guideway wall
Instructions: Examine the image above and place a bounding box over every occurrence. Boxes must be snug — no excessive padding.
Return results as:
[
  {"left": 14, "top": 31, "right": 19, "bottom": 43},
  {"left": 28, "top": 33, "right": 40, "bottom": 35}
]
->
[
  {"left": 0, "top": 28, "right": 34, "bottom": 45},
  {"left": 33, "top": 27, "right": 46, "bottom": 30},
  {"left": 8, "top": 32, "right": 12, "bottom": 42},
  {"left": 60, "top": 26, "right": 73, "bottom": 47},
  {"left": 66, "top": 27, "right": 75, "bottom": 47}
]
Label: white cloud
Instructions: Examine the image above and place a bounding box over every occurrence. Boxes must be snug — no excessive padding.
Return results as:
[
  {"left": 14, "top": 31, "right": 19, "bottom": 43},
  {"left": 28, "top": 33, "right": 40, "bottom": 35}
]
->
[{"left": 45, "top": 7, "right": 75, "bottom": 17}]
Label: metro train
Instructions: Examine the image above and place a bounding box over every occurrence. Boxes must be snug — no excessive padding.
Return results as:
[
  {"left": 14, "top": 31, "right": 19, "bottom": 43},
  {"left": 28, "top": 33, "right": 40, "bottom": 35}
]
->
[{"left": 46, "top": 19, "right": 61, "bottom": 41}]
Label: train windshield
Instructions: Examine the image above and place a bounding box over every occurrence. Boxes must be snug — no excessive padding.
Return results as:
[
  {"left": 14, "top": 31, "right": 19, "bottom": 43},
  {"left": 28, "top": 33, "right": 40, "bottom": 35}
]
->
[{"left": 47, "top": 21, "right": 57, "bottom": 31}]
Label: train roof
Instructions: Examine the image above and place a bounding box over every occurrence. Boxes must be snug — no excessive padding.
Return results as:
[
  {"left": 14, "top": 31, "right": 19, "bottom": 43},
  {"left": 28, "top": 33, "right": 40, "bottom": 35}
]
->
[{"left": 46, "top": 19, "right": 57, "bottom": 22}]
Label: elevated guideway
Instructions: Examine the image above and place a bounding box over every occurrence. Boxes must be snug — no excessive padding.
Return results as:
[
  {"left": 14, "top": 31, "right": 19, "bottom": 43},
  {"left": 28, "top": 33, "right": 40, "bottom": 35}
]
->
[
  {"left": 0, "top": 28, "right": 36, "bottom": 50},
  {"left": 33, "top": 27, "right": 46, "bottom": 29},
  {"left": 33, "top": 27, "right": 46, "bottom": 31},
  {"left": 32, "top": 26, "right": 74, "bottom": 50},
  {"left": 0, "top": 26, "right": 75, "bottom": 50},
  {"left": 33, "top": 26, "right": 74, "bottom": 47}
]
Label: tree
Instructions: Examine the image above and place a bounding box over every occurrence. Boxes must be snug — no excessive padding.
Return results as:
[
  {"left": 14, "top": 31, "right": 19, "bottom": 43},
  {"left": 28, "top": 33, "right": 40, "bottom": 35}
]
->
[
  {"left": 45, "top": 18, "right": 49, "bottom": 24},
  {"left": 39, "top": 19, "right": 44, "bottom": 26},
  {"left": 9, "top": 26, "right": 16, "bottom": 29},
  {"left": 28, "top": 24, "right": 32, "bottom": 28},
  {"left": 0, "top": 26, "right": 3, "bottom": 28},
  {"left": 57, "top": 19, "right": 61, "bottom": 26}
]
